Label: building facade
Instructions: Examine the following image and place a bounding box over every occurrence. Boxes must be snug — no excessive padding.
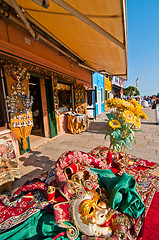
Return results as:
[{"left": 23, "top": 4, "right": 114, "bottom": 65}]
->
[
  {"left": 104, "top": 76, "right": 112, "bottom": 110},
  {"left": 93, "top": 72, "right": 105, "bottom": 116},
  {"left": 0, "top": 5, "right": 92, "bottom": 155},
  {"left": 111, "top": 76, "right": 124, "bottom": 99}
]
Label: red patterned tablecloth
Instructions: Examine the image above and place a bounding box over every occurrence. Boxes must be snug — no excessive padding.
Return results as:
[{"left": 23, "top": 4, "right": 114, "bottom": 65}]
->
[{"left": 0, "top": 145, "right": 159, "bottom": 239}]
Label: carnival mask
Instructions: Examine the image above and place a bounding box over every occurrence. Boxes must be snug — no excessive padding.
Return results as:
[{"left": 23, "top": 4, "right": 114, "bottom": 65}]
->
[{"left": 72, "top": 191, "right": 113, "bottom": 238}]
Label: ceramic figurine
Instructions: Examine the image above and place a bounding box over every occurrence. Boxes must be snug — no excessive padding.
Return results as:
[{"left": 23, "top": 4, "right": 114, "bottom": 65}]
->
[
  {"left": 23, "top": 121, "right": 27, "bottom": 127},
  {"left": 28, "top": 120, "right": 33, "bottom": 126},
  {"left": 16, "top": 121, "right": 23, "bottom": 128},
  {"left": 12, "top": 122, "right": 16, "bottom": 128},
  {"left": 19, "top": 109, "right": 23, "bottom": 114},
  {"left": 17, "top": 115, "right": 21, "bottom": 120}
]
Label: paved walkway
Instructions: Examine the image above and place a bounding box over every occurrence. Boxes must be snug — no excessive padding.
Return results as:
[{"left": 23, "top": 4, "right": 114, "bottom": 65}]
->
[{"left": 9, "top": 107, "right": 159, "bottom": 191}]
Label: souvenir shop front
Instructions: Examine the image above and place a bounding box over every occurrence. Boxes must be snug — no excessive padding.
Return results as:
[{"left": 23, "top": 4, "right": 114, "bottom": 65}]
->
[
  {"left": 0, "top": 4, "right": 92, "bottom": 155},
  {"left": 0, "top": 55, "right": 91, "bottom": 156},
  {"left": 0, "top": 61, "right": 51, "bottom": 155}
]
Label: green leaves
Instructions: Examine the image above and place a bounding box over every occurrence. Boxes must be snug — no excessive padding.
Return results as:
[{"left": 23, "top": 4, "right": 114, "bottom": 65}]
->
[
  {"left": 105, "top": 128, "right": 111, "bottom": 139},
  {"left": 105, "top": 115, "right": 139, "bottom": 151},
  {"left": 133, "top": 129, "right": 143, "bottom": 133},
  {"left": 111, "top": 129, "right": 122, "bottom": 140},
  {"left": 106, "top": 112, "right": 116, "bottom": 121},
  {"left": 124, "top": 86, "right": 140, "bottom": 97},
  {"left": 123, "top": 137, "right": 132, "bottom": 150}
]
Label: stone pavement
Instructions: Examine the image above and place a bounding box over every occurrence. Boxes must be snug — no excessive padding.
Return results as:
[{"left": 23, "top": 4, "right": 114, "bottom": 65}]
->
[{"left": 9, "top": 107, "right": 159, "bottom": 192}]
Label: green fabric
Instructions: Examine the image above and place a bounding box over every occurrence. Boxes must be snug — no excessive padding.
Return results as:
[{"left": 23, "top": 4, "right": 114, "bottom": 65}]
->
[
  {"left": 90, "top": 168, "right": 145, "bottom": 219},
  {"left": 0, "top": 210, "right": 65, "bottom": 240},
  {"left": 0, "top": 210, "right": 82, "bottom": 240}
]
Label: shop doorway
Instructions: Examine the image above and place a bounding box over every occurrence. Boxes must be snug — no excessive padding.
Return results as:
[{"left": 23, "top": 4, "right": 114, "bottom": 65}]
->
[
  {"left": 29, "top": 76, "right": 44, "bottom": 137},
  {"left": 86, "top": 89, "right": 96, "bottom": 119},
  {"left": 45, "top": 78, "right": 57, "bottom": 138}
]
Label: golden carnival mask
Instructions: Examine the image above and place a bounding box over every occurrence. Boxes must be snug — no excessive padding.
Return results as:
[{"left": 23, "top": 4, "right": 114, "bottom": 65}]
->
[{"left": 71, "top": 190, "right": 113, "bottom": 238}]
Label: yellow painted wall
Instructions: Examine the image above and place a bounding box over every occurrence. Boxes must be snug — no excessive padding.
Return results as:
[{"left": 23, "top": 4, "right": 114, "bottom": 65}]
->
[{"left": 104, "top": 76, "right": 112, "bottom": 110}]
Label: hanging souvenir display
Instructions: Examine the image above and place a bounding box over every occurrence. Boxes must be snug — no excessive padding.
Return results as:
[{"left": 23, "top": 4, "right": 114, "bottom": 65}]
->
[
  {"left": 21, "top": 94, "right": 34, "bottom": 109},
  {"left": 5, "top": 64, "right": 34, "bottom": 149},
  {"left": 6, "top": 64, "right": 30, "bottom": 82},
  {"left": 12, "top": 82, "right": 25, "bottom": 97},
  {"left": 53, "top": 76, "right": 59, "bottom": 114},
  {"left": 6, "top": 94, "right": 19, "bottom": 114},
  {"left": 74, "top": 83, "right": 86, "bottom": 113},
  {"left": 10, "top": 111, "right": 33, "bottom": 149}
]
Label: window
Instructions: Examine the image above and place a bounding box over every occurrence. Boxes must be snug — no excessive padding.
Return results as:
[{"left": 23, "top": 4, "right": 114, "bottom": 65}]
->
[
  {"left": 105, "top": 89, "right": 108, "bottom": 101},
  {"left": 95, "top": 86, "right": 97, "bottom": 103},
  {"left": 57, "top": 82, "right": 73, "bottom": 113},
  {"left": 109, "top": 76, "right": 112, "bottom": 82},
  {"left": 115, "top": 77, "right": 118, "bottom": 83},
  {"left": 101, "top": 88, "right": 103, "bottom": 102}
]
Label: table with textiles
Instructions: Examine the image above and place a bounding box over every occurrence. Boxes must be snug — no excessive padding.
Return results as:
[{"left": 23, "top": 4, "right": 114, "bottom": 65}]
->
[
  {"left": 67, "top": 113, "right": 89, "bottom": 134},
  {"left": 0, "top": 146, "right": 159, "bottom": 240},
  {"left": 0, "top": 137, "right": 21, "bottom": 192}
]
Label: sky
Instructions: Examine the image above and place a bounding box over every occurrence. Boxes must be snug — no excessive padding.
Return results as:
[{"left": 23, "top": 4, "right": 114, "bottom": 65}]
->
[{"left": 126, "top": 0, "right": 159, "bottom": 96}]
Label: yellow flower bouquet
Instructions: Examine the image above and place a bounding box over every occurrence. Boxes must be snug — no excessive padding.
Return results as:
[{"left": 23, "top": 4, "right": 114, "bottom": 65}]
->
[{"left": 105, "top": 98, "right": 148, "bottom": 151}]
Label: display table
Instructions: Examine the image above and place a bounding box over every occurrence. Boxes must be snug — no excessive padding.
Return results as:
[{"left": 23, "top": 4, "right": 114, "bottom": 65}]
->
[
  {"left": 0, "top": 146, "right": 159, "bottom": 239},
  {"left": 0, "top": 137, "right": 21, "bottom": 192},
  {"left": 67, "top": 113, "right": 89, "bottom": 134}
]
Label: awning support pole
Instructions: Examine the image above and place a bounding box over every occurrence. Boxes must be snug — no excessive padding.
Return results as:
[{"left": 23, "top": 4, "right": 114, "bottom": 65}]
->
[
  {"left": 9, "top": 0, "right": 36, "bottom": 39},
  {"left": 51, "top": 0, "right": 125, "bottom": 49}
]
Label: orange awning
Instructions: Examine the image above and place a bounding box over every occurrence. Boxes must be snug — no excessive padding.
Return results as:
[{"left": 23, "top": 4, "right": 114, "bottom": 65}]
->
[{"left": 7, "top": 0, "right": 128, "bottom": 77}]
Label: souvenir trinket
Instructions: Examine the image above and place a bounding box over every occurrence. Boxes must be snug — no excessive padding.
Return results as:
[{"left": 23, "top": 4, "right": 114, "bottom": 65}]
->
[
  {"left": 6, "top": 94, "right": 19, "bottom": 114},
  {"left": 17, "top": 115, "right": 21, "bottom": 120},
  {"left": 22, "top": 121, "right": 27, "bottom": 127},
  {"left": 21, "top": 94, "right": 34, "bottom": 108},
  {"left": 6, "top": 64, "right": 30, "bottom": 81},
  {"left": 47, "top": 186, "right": 55, "bottom": 203},
  {"left": 28, "top": 114, "right": 32, "bottom": 119},
  {"left": 19, "top": 109, "right": 23, "bottom": 114},
  {"left": 12, "top": 122, "right": 16, "bottom": 128},
  {"left": 28, "top": 120, "right": 33, "bottom": 126},
  {"left": 12, "top": 82, "right": 25, "bottom": 97},
  {"left": 17, "top": 121, "right": 23, "bottom": 128}
]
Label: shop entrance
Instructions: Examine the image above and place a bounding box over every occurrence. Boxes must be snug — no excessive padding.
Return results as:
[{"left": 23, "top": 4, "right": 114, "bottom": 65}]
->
[
  {"left": 86, "top": 89, "right": 96, "bottom": 120},
  {"left": 29, "top": 76, "right": 44, "bottom": 137}
]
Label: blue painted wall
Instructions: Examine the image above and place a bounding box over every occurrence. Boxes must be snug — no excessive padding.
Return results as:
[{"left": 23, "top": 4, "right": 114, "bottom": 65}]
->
[{"left": 93, "top": 72, "right": 105, "bottom": 117}]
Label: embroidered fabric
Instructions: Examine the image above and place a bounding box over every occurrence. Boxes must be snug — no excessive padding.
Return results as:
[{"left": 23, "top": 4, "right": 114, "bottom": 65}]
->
[{"left": 0, "top": 147, "right": 159, "bottom": 239}]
